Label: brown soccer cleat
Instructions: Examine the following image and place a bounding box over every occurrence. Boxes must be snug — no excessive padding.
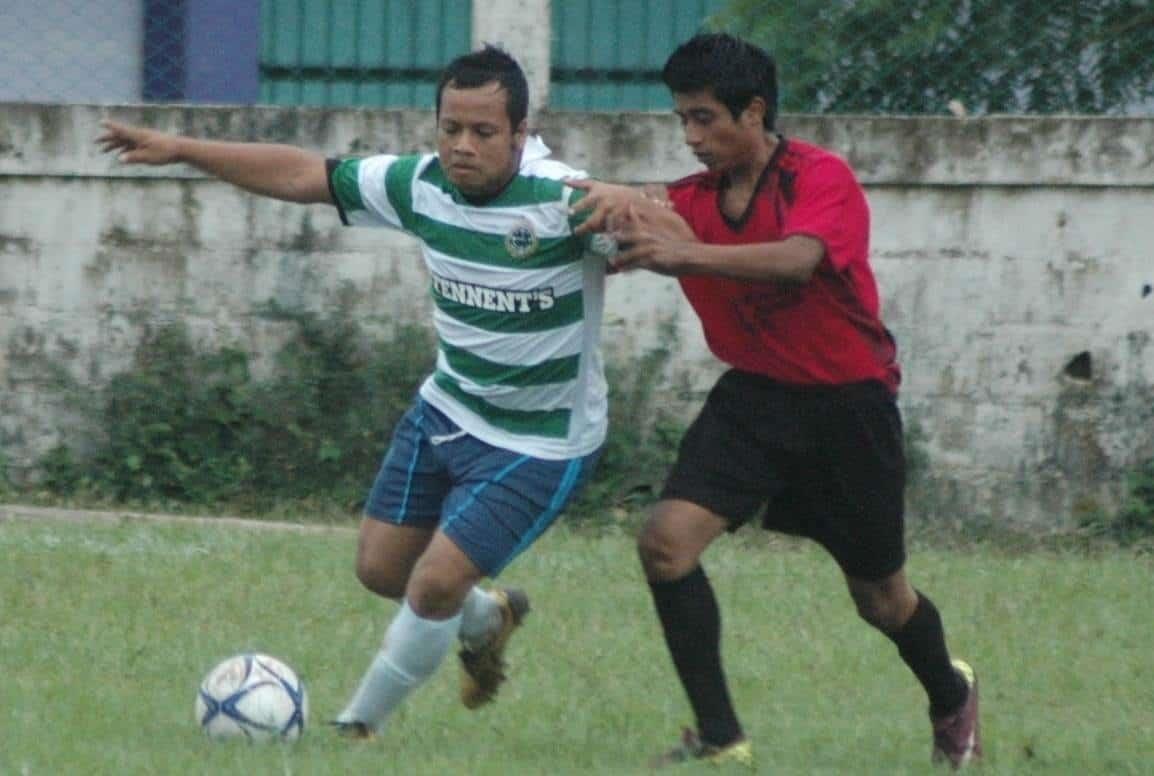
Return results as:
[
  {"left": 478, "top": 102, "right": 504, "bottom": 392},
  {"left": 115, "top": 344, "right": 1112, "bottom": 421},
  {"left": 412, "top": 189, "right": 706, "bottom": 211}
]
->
[
  {"left": 931, "top": 659, "right": 982, "bottom": 769},
  {"left": 458, "top": 588, "right": 530, "bottom": 709}
]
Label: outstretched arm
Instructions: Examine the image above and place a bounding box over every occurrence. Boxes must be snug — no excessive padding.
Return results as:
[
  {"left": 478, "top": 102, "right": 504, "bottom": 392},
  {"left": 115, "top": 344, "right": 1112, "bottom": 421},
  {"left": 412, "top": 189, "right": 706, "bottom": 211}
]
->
[{"left": 96, "top": 120, "right": 333, "bottom": 205}]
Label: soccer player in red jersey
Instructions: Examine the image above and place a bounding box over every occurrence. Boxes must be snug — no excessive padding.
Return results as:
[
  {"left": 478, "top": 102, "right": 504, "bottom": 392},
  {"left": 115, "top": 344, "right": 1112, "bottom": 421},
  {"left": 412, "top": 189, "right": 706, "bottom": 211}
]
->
[{"left": 572, "top": 33, "right": 981, "bottom": 769}]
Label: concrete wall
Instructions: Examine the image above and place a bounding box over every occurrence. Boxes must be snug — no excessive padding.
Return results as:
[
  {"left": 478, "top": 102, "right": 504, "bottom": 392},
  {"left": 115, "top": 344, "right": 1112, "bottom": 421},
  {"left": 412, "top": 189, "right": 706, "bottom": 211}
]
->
[
  {"left": 2, "top": 104, "right": 1152, "bottom": 526},
  {"left": 472, "top": 0, "right": 552, "bottom": 122}
]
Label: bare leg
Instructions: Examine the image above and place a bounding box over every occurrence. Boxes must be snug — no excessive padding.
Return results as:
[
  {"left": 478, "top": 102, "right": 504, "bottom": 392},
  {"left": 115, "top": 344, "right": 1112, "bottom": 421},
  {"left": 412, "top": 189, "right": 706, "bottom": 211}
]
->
[{"left": 337, "top": 529, "right": 483, "bottom": 730}]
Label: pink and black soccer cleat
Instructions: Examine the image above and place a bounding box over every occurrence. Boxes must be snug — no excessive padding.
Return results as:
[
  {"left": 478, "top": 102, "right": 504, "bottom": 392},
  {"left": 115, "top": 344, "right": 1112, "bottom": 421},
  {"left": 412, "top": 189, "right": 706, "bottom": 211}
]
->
[{"left": 931, "top": 659, "right": 982, "bottom": 769}]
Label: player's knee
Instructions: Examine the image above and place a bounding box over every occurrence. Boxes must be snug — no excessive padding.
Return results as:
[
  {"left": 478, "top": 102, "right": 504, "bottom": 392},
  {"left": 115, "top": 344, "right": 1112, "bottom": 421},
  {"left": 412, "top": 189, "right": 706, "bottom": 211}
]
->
[
  {"left": 848, "top": 571, "right": 917, "bottom": 631},
  {"left": 405, "top": 577, "right": 467, "bottom": 619},
  {"left": 851, "top": 590, "right": 906, "bottom": 631},
  {"left": 637, "top": 528, "right": 693, "bottom": 581},
  {"left": 354, "top": 557, "right": 404, "bottom": 600}
]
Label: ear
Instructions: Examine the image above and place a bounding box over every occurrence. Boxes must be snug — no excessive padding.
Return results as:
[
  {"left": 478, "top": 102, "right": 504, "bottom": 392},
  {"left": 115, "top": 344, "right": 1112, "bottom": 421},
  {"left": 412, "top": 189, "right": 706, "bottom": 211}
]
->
[
  {"left": 512, "top": 119, "right": 528, "bottom": 150},
  {"left": 742, "top": 97, "right": 767, "bottom": 128}
]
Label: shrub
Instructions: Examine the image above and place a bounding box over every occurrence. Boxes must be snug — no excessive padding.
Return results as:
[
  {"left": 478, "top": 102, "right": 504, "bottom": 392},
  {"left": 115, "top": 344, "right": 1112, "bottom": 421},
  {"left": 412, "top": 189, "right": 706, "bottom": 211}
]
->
[
  {"left": 36, "top": 315, "right": 432, "bottom": 512},
  {"left": 1112, "top": 458, "right": 1154, "bottom": 545},
  {"left": 31, "top": 312, "right": 687, "bottom": 519},
  {"left": 1077, "top": 457, "right": 1154, "bottom": 547},
  {"left": 566, "top": 324, "right": 686, "bottom": 523}
]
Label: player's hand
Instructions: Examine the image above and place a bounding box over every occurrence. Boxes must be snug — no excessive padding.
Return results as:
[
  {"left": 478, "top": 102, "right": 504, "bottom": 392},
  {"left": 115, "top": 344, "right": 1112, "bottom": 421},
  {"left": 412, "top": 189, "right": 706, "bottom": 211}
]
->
[
  {"left": 96, "top": 120, "right": 182, "bottom": 165},
  {"left": 608, "top": 202, "right": 698, "bottom": 276},
  {"left": 568, "top": 179, "right": 655, "bottom": 236}
]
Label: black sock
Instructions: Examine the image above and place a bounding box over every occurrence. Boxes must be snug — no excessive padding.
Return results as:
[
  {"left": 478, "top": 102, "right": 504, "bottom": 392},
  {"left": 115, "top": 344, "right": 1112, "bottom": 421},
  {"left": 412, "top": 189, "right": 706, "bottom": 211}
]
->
[
  {"left": 885, "top": 591, "right": 968, "bottom": 716},
  {"left": 648, "top": 566, "right": 743, "bottom": 747}
]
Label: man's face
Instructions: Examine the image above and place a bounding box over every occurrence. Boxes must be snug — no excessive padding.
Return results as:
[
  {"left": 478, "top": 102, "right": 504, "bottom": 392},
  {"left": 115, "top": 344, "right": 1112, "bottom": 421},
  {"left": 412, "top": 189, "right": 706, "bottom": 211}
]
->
[
  {"left": 672, "top": 89, "right": 762, "bottom": 174},
  {"left": 437, "top": 81, "right": 527, "bottom": 198}
]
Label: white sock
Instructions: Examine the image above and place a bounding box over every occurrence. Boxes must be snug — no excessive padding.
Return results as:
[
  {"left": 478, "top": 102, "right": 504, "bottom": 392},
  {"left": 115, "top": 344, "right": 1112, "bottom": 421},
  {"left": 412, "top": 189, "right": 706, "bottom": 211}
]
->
[
  {"left": 458, "top": 587, "right": 501, "bottom": 649},
  {"left": 336, "top": 600, "right": 461, "bottom": 730}
]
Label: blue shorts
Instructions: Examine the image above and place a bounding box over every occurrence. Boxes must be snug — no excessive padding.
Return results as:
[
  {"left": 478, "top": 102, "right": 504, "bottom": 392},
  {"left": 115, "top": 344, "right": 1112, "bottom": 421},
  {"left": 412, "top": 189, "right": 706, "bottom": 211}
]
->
[{"left": 363, "top": 398, "right": 601, "bottom": 576}]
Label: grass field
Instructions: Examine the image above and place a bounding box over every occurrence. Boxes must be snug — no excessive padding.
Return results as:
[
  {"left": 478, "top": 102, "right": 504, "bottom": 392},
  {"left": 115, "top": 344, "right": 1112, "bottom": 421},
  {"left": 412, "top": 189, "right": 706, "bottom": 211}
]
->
[{"left": 2, "top": 509, "right": 1152, "bottom": 775}]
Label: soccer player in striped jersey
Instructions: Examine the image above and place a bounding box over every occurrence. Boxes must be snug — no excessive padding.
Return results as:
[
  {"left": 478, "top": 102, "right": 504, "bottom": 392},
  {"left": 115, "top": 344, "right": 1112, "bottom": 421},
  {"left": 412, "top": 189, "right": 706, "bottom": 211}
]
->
[{"left": 98, "top": 46, "right": 613, "bottom": 739}]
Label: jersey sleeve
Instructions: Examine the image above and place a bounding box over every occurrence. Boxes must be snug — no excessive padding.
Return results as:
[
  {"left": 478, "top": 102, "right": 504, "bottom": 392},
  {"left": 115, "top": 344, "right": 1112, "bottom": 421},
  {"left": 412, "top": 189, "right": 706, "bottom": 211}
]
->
[
  {"left": 780, "top": 155, "right": 870, "bottom": 272},
  {"left": 327, "top": 154, "right": 412, "bottom": 229},
  {"left": 667, "top": 181, "right": 693, "bottom": 218},
  {"left": 564, "top": 186, "right": 619, "bottom": 260},
  {"left": 564, "top": 186, "right": 593, "bottom": 233}
]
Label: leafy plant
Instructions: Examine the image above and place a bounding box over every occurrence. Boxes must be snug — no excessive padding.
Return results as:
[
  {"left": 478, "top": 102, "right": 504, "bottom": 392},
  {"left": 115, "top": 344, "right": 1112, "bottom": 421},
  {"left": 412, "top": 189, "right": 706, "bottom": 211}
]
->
[
  {"left": 30, "top": 311, "right": 690, "bottom": 520},
  {"left": 567, "top": 320, "right": 687, "bottom": 523},
  {"left": 94, "top": 327, "right": 255, "bottom": 503},
  {"left": 1111, "top": 458, "right": 1154, "bottom": 544},
  {"left": 712, "top": 0, "right": 1154, "bottom": 115},
  {"left": 37, "top": 444, "right": 88, "bottom": 496},
  {"left": 35, "top": 315, "right": 433, "bottom": 513},
  {"left": 0, "top": 449, "right": 12, "bottom": 497},
  {"left": 1076, "top": 457, "right": 1154, "bottom": 546}
]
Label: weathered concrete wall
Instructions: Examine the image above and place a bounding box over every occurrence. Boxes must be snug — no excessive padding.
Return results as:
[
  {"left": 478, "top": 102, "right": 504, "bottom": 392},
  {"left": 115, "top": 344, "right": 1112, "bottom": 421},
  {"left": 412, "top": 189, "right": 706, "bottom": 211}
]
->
[
  {"left": 472, "top": 0, "right": 552, "bottom": 122},
  {"left": 2, "top": 104, "right": 1152, "bottom": 526}
]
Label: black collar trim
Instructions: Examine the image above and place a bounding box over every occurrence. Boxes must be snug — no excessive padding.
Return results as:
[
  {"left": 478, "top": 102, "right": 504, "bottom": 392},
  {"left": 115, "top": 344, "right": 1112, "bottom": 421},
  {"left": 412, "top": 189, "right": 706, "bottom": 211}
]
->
[{"left": 719, "top": 134, "right": 788, "bottom": 231}]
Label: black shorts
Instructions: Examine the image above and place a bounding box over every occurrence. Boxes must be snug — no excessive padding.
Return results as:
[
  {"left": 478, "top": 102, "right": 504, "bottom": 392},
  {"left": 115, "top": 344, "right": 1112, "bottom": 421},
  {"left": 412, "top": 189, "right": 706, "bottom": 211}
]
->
[{"left": 661, "top": 369, "right": 907, "bottom": 580}]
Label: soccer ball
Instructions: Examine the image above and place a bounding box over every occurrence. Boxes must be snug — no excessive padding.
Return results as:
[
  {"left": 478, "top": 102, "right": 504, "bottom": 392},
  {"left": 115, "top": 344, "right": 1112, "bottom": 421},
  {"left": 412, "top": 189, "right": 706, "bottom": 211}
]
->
[{"left": 195, "top": 653, "right": 308, "bottom": 741}]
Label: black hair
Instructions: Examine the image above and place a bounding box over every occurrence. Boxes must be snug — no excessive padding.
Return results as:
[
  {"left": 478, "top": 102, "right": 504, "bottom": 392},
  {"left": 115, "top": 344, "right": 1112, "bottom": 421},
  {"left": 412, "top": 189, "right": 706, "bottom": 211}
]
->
[
  {"left": 436, "top": 44, "right": 529, "bottom": 129},
  {"left": 662, "top": 33, "right": 778, "bottom": 130}
]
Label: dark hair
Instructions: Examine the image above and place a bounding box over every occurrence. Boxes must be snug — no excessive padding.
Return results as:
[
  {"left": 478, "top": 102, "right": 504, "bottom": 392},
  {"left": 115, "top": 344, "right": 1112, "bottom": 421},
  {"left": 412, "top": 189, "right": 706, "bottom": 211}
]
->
[
  {"left": 436, "top": 44, "right": 529, "bottom": 129},
  {"left": 662, "top": 33, "right": 778, "bottom": 130}
]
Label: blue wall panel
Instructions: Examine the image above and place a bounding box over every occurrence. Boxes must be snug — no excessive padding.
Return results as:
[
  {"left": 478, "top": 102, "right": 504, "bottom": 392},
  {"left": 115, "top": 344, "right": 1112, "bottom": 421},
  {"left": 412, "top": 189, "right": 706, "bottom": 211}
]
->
[
  {"left": 186, "top": 0, "right": 261, "bottom": 103},
  {"left": 259, "top": 0, "right": 471, "bottom": 107},
  {"left": 550, "top": 0, "right": 726, "bottom": 111}
]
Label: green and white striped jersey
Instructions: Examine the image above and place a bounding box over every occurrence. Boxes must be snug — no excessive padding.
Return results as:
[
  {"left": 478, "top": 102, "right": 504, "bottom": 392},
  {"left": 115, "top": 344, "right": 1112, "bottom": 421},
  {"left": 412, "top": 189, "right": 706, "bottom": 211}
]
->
[{"left": 328, "top": 137, "right": 609, "bottom": 459}]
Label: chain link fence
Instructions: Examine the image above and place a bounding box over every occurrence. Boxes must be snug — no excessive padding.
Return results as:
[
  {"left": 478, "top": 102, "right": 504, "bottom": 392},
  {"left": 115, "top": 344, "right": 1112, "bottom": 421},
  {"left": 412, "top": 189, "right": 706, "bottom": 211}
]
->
[
  {"left": 0, "top": 0, "right": 258, "bottom": 105},
  {"left": 2, "top": 0, "right": 1152, "bottom": 115},
  {"left": 714, "top": 0, "right": 1154, "bottom": 116},
  {"left": 1, "top": 0, "right": 148, "bottom": 104}
]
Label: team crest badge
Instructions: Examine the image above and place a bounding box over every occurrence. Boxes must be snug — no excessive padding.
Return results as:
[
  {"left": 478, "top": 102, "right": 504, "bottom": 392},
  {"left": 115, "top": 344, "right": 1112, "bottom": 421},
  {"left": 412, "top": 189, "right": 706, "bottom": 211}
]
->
[{"left": 505, "top": 220, "right": 538, "bottom": 259}]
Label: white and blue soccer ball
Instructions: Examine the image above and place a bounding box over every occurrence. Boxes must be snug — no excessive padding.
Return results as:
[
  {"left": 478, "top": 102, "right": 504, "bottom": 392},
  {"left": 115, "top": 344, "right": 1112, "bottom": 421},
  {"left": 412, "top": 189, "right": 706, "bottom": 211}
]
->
[{"left": 195, "top": 653, "right": 308, "bottom": 741}]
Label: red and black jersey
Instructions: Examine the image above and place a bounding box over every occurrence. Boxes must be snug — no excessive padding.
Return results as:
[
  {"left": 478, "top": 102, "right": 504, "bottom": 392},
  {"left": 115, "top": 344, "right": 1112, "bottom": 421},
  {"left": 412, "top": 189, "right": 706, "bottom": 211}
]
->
[{"left": 668, "top": 137, "right": 901, "bottom": 394}]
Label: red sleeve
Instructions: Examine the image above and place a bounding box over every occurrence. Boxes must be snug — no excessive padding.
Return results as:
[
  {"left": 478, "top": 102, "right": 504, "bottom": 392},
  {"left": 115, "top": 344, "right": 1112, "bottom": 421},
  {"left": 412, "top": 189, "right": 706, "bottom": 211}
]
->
[
  {"left": 780, "top": 156, "right": 869, "bottom": 272},
  {"left": 666, "top": 180, "right": 696, "bottom": 227}
]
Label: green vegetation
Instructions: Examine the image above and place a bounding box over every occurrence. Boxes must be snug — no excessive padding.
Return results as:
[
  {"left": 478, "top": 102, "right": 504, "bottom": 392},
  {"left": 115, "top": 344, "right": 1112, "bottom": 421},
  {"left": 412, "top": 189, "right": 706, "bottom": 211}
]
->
[
  {"left": 1117, "top": 458, "right": 1154, "bottom": 539},
  {"left": 2, "top": 515, "right": 1151, "bottom": 775},
  {"left": 569, "top": 319, "right": 685, "bottom": 523},
  {"left": 712, "top": 0, "right": 1154, "bottom": 115},
  {"left": 35, "top": 314, "right": 431, "bottom": 512},
  {"left": 17, "top": 311, "right": 1153, "bottom": 548},
  {"left": 21, "top": 312, "right": 687, "bottom": 522},
  {"left": 1079, "top": 457, "right": 1154, "bottom": 547},
  {"left": 0, "top": 449, "right": 11, "bottom": 498}
]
